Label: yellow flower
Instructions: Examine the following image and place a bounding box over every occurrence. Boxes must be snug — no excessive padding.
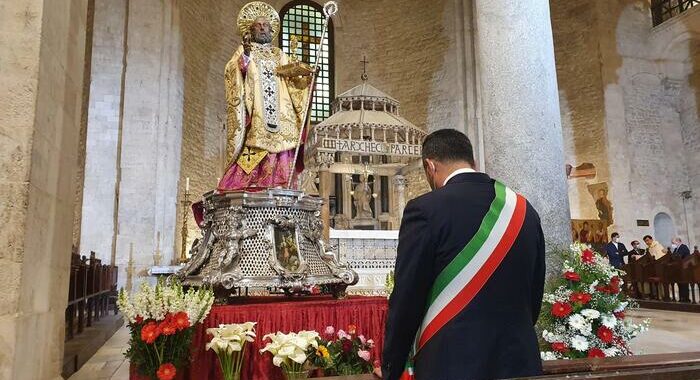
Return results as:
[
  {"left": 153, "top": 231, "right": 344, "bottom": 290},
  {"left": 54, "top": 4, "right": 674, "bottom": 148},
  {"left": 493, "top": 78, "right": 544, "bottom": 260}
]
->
[{"left": 317, "top": 345, "right": 330, "bottom": 359}]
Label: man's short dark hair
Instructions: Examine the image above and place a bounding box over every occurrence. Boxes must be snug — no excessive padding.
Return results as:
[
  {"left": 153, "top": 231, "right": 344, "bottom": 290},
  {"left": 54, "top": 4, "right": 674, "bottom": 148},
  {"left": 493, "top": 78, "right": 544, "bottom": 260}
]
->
[
  {"left": 631, "top": 240, "right": 640, "bottom": 245},
  {"left": 643, "top": 235, "right": 653, "bottom": 241},
  {"left": 611, "top": 232, "right": 619, "bottom": 239},
  {"left": 422, "top": 129, "right": 475, "bottom": 166}
]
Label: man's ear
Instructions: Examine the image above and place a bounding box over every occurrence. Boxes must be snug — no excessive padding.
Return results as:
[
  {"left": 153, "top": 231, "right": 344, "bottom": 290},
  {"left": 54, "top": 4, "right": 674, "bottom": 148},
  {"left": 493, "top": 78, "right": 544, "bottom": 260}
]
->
[{"left": 426, "top": 159, "right": 436, "bottom": 174}]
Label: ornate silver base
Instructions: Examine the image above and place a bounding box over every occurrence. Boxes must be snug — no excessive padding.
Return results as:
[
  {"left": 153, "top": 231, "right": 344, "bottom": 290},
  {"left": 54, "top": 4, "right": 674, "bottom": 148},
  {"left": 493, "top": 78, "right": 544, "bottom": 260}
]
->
[{"left": 178, "top": 189, "right": 358, "bottom": 299}]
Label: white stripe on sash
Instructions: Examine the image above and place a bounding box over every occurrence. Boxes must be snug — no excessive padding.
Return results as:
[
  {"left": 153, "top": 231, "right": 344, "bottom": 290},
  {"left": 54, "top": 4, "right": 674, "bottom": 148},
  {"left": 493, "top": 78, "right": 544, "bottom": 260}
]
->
[{"left": 419, "top": 187, "right": 518, "bottom": 334}]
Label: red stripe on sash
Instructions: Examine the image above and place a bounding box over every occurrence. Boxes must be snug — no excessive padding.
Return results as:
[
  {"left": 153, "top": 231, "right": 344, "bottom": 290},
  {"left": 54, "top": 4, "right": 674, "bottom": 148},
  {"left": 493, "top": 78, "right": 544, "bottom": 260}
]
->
[{"left": 417, "top": 195, "right": 527, "bottom": 349}]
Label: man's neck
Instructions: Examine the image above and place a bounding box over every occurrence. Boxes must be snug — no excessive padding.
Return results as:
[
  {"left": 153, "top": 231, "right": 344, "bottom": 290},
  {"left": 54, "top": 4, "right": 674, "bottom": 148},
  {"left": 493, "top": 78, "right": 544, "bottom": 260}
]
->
[{"left": 443, "top": 166, "right": 476, "bottom": 187}]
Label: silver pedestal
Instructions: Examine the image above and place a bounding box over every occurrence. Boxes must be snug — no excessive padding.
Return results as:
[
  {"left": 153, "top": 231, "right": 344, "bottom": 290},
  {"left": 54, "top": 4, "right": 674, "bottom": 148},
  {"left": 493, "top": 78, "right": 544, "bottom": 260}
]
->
[{"left": 179, "top": 189, "right": 358, "bottom": 298}]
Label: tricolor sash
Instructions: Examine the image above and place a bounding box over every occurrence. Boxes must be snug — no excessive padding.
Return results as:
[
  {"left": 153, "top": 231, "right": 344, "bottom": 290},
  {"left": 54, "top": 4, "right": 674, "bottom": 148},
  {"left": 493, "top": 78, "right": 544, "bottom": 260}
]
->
[{"left": 401, "top": 181, "right": 527, "bottom": 380}]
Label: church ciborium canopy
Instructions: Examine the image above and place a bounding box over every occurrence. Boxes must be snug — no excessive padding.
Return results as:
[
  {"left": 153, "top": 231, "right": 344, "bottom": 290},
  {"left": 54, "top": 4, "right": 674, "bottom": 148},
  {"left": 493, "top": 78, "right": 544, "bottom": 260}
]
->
[
  {"left": 305, "top": 77, "right": 427, "bottom": 232},
  {"left": 305, "top": 81, "right": 426, "bottom": 170}
]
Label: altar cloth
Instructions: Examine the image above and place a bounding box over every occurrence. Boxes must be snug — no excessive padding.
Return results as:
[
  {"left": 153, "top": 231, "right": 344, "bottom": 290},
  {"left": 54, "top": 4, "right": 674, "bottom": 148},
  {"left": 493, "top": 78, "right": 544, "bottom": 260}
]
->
[{"left": 131, "top": 296, "right": 388, "bottom": 380}]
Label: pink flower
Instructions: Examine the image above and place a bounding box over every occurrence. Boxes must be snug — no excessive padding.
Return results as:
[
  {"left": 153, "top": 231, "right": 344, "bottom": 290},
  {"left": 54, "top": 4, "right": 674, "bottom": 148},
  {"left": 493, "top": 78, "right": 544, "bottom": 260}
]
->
[
  {"left": 367, "top": 339, "right": 375, "bottom": 348},
  {"left": 358, "top": 350, "right": 371, "bottom": 362},
  {"left": 324, "top": 326, "right": 335, "bottom": 336},
  {"left": 337, "top": 329, "right": 351, "bottom": 340},
  {"left": 358, "top": 335, "right": 367, "bottom": 344}
]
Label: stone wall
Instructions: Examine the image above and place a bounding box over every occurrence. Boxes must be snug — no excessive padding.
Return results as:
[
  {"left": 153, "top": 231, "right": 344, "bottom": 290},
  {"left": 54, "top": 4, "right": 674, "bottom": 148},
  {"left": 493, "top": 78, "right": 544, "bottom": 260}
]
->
[
  {"left": 551, "top": 0, "right": 700, "bottom": 246},
  {"left": 551, "top": 0, "right": 611, "bottom": 221},
  {"left": 0, "top": 1, "right": 89, "bottom": 378}
]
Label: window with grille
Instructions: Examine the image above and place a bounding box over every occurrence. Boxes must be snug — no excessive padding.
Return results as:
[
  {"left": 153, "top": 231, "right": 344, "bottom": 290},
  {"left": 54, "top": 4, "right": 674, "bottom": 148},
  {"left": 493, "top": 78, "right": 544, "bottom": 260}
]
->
[
  {"left": 279, "top": 1, "right": 334, "bottom": 123},
  {"left": 651, "top": 0, "right": 699, "bottom": 26}
]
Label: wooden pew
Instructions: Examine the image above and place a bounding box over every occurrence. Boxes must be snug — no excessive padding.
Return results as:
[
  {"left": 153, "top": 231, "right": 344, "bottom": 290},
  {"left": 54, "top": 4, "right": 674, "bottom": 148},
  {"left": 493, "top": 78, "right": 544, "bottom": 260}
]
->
[
  {"left": 64, "top": 250, "right": 119, "bottom": 342},
  {"left": 686, "top": 255, "right": 700, "bottom": 304}
]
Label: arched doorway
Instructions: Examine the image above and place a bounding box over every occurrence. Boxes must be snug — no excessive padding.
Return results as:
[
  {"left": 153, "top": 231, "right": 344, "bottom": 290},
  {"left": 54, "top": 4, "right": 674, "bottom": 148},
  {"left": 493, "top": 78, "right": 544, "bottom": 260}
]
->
[{"left": 653, "top": 212, "right": 675, "bottom": 248}]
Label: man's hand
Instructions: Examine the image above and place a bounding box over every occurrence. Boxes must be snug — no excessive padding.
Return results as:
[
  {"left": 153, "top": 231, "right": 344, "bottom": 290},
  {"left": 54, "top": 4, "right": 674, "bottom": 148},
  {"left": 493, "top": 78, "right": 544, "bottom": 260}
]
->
[
  {"left": 243, "top": 33, "right": 252, "bottom": 56},
  {"left": 373, "top": 367, "right": 383, "bottom": 378}
]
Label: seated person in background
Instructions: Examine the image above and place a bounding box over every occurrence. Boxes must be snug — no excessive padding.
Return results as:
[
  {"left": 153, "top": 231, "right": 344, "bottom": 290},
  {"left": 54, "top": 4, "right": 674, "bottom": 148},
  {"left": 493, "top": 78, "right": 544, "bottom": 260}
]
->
[
  {"left": 643, "top": 235, "right": 666, "bottom": 259},
  {"left": 671, "top": 237, "right": 691, "bottom": 259},
  {"left": 628, "top": 240, "right": 646, "bottom": 261},
  {"left": 671, "top": 237, "right": 691, "bottom": 302},
  {"left": 627, "top": 240, "right": 647, "bottom": 297},
  {"left": 604, "top": 232, "right": 628, "bottom": 269}
]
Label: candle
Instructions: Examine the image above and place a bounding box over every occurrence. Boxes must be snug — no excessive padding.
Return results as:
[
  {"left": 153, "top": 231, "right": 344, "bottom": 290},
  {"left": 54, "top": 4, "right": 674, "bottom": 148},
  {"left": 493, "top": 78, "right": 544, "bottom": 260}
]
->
[
  {"left": 185, "top": 177, "right": 190, "bottom": 192},
  {"left": 129, "top": 242, "right": 133, "bottom": 260},
  {"left": 156, "top": 231, "right": 160, "bottom": 251}
]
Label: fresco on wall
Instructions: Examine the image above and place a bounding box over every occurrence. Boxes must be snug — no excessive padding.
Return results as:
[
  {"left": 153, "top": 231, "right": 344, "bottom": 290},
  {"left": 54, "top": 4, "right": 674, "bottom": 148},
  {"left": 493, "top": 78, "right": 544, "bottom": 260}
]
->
[
  {"left": 588, "top": 182, "right": 614, "bottom": 226},
  {"left": 566, "top": 162, "right": 596, "bottom": 179},
  {"left": 571, "top": 219, "right": 608, "bottom": 251}
]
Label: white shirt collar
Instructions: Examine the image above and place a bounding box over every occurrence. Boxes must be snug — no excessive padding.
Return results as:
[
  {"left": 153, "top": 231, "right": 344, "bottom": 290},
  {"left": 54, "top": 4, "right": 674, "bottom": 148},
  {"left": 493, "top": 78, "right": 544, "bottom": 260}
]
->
[{"left": 443, "top": 168, "right": 477, "bottom": 186}]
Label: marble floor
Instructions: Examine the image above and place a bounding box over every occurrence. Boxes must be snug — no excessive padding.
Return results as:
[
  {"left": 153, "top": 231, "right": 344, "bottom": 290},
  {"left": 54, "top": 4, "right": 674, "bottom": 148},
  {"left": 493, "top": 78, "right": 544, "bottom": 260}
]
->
[
  {"left": 68, "top": 325, "right": 131, "bottom": 380},
  {"left": 68, "top": 308, "right": 700, "bottom": 380},
  {"left": 627, "top": 308, "right": 700, "bottom": 354}
]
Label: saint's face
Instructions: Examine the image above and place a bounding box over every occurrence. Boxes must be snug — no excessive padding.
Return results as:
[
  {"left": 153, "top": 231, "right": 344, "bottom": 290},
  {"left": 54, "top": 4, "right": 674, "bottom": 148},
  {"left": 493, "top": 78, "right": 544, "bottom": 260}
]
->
[{"left": 250, "top": 17, "right": 273, "bottom": 44}]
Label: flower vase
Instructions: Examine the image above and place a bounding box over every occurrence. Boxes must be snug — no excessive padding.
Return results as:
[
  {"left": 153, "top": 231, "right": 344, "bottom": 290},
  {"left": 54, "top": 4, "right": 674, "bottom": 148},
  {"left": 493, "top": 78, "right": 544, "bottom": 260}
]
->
[{"left": 282, "top": 370, "right": 310, "bottom": 380}]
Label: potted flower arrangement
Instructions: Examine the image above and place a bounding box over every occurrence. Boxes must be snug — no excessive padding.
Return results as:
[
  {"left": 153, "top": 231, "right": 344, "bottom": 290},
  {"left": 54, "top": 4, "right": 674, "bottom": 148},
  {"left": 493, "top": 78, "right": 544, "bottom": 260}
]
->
[
  {"left": 310, "top": 324, "right": 375, "bottom": 376},
  {"left": 117, "top": 280, "right": 214, "bottom": 380},
  {"left": 538, "top": 243, "right": 649, "bottom": 360},
  {"left": 206, "top": 322, "right": 257, "bottom": 380},
  {"left": 259, "top": 330, "right": 321, "bottom": 380}
]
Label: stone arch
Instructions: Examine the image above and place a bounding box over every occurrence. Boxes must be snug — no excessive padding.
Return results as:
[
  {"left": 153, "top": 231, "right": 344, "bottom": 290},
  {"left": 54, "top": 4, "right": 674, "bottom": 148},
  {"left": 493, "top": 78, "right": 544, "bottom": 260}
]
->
[{"left": 653, "top": 211, "right": 676, "bottom": 247}]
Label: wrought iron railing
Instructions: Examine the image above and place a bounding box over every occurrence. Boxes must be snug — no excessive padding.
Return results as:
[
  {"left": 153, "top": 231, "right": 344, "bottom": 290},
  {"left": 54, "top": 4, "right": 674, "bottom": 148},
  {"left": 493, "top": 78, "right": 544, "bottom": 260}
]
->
[{"left": 651, "top": 0, "right": 700, "bottom": 26}]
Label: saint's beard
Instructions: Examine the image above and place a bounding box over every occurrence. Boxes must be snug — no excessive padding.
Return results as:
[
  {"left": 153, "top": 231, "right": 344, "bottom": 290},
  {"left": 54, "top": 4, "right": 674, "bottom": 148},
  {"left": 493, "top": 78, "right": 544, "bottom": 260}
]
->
[{"left": 252, "top": 30, "right": 273, "bottom": 44}]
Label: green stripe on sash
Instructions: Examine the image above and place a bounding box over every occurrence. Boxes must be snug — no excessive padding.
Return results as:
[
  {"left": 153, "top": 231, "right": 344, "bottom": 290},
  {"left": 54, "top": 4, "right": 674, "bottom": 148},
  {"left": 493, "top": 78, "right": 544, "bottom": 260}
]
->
[{"left": 427, "top": 181, "right": 507, "bottom": 305}]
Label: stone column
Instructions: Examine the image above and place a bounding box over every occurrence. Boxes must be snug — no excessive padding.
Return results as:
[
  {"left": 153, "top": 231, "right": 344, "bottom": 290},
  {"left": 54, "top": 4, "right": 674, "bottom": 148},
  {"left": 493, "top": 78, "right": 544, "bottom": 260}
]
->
[
  {"left": 0, "top": 1, "right": 89, "bottom": 378},
  {"left": 394, "top": 175, "right": 407, "bottom": 222},
  {"left": 114, "top": 0, "right": 184, "bottom": 287},
  {"left": 79, "top": 0, "right": 128, "bottom": 263},
  {"left": 319, "top": 170, "right": 332, "bottom": 241},
  {"left": 472, "top": 0, "right": 571, "bottom": 265}
]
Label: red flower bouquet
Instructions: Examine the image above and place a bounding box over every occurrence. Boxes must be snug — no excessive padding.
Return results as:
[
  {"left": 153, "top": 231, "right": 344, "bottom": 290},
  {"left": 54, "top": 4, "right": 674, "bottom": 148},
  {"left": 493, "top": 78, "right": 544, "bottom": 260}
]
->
[
  {"left": 117, "top": 280, "right": 214, "bottom": 380},
  {"left": 539, "top": 243, "right": 649, "bottom": 360}
]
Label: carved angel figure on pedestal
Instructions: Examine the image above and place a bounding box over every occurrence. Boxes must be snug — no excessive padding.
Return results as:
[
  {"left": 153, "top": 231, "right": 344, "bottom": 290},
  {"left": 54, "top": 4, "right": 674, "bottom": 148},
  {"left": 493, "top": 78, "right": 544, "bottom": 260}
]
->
[{"left": 218, "top": 1, "right": 314, "bottom": 192}]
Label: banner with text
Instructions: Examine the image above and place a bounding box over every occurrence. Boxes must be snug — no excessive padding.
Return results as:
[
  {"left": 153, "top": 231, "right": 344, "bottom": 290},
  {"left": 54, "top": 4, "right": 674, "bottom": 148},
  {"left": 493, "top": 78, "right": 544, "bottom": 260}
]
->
[{"left": 319, "top": 138, "right": 422, "bottom": 157}]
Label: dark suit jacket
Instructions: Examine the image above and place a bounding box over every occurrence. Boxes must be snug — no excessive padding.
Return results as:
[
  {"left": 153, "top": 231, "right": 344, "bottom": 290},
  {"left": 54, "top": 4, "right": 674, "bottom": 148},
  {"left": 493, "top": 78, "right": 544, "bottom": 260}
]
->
[
  {"left": 673, "top": 244, "right": 691, "bottom": 259},
  {"left": 382, "top": 173, "right": 546, "bottom": 380},
  {"left": 605, "top": 242, "right": 629, "bottom": 268}
]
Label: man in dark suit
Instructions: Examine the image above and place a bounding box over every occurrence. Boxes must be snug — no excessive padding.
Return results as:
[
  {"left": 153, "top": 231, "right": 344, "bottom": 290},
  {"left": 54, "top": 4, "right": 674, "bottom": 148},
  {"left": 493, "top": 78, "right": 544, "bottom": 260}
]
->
[
  {"left": 672, "top": 237, "right": 691, "bottom": 302},
  {"left": 671, "top": 237, "right": 691, "bottom": 259},
  {"left": 604, "top": 232, "right": 629, "bottom": 269},
  {"left": 381, "top": 129, "right": 545, "bottom": 380}
]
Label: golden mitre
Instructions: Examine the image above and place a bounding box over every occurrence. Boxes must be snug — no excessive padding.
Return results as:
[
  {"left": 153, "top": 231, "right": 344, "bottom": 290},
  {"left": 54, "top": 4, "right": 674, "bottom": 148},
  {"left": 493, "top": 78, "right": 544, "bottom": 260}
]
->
[{"left": 237, "top": 1, "right": 280, "bottom": 38}]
